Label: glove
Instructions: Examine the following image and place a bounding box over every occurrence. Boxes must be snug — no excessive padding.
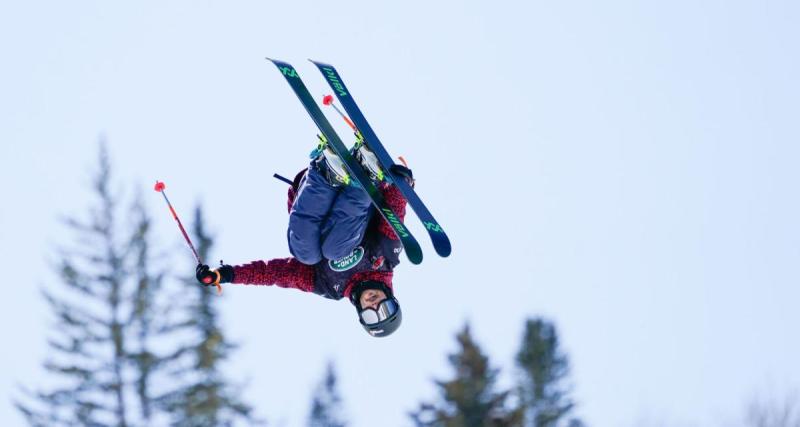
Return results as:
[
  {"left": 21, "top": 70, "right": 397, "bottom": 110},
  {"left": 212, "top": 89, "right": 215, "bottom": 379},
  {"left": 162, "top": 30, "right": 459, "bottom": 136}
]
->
[
  {"left": 196, "top": 264, "right": 219, "bottom": 286},
  {"left": 389, "top": 164, "right": 414, "bottom": 186},
  {"left": 196, "top": 263, "right": 234, "bottom": 286}
]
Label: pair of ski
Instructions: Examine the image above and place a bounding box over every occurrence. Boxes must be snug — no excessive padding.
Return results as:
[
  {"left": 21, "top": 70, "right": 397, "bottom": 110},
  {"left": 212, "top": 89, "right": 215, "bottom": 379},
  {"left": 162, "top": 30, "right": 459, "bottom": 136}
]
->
[{"left": 267, "top": 58, "right": 450, "bottom": 265}]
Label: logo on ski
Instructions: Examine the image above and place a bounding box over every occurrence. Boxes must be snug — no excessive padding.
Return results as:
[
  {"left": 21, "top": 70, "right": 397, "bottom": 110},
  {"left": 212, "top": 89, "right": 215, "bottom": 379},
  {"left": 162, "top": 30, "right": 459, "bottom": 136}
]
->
[
  {"left": 424, "top": 222, "right": 443, "bottom": 233},
  {"left": 381, "top": 208, "right": 409, "bottom": 238},
  {"left": 322, "top": 67, "right": 348, "bottom": 97},
  {"left": 329, "top": 246, "right": 365, "bottom": 272},
  {"left": 280, "top": 67, "right": 299, "bottom": 78}
]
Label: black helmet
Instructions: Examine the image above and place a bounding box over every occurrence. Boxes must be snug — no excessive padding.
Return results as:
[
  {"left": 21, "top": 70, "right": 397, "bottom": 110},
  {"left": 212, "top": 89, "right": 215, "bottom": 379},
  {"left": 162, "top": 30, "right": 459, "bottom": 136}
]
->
[{"left": 350, "top": 280, "right": 402, "bottom": 337}]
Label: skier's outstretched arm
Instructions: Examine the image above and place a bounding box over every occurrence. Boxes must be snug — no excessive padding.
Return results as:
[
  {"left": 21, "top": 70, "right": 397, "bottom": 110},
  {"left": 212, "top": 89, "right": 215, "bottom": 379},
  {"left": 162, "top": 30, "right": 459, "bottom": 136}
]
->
[{"left": 196, "top": 258, "right": 315, "bottom": 293}]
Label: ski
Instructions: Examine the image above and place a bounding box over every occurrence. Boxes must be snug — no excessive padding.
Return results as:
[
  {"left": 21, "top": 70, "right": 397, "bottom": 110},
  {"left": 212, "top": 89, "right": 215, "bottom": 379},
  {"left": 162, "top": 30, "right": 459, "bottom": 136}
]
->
[
  {"left": 266, "top": 58, "right": 423, "bottom": 265},
  {"left": 309, "top": 60, "right": 452, "bottom": 258}
]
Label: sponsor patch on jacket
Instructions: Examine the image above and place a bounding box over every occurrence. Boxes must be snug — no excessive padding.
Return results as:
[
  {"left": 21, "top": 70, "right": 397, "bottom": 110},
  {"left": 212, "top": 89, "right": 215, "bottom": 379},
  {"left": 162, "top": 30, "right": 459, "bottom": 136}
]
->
[{"left": 329, "top": 246, "right": 365, "bottom": 272}]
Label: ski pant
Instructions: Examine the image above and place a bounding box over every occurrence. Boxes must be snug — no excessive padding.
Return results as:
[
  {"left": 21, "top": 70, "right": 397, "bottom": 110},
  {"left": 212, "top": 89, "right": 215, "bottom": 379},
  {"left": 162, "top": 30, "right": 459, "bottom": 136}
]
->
[{"left": 288, "top": 162, "right": 373, "bottom": 265}]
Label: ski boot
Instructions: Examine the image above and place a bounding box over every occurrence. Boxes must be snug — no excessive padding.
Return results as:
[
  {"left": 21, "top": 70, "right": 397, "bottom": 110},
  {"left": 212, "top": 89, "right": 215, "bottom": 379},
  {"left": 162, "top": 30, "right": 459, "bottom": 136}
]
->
[
  {"left": 352, "top": 132, "right": 385, "bottom": 183},
  {"left": 310, "top": 134, "right": 351, "bottom": 187}
]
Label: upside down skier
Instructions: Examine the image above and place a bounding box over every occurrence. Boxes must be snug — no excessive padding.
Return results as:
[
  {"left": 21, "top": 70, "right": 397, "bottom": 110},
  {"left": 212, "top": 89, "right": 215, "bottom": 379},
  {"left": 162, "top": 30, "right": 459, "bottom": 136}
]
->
[{"left": 195, "top": 140, "right": 413, "bottom": 337}]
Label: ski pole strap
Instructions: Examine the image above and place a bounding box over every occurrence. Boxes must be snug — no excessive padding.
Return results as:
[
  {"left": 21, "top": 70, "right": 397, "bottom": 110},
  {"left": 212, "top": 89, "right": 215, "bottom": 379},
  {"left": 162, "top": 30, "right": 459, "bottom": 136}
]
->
[
  {"left": 273, "top": 173, "right": 294, "bottom": 185},
  {"left": 209, "top": 270, "right": 223, "bottom": 295}
]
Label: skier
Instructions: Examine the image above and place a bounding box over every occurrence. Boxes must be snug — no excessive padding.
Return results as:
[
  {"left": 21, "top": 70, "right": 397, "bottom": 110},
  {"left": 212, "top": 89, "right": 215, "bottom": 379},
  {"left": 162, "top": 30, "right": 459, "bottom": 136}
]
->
[{"left": 195, "top": 140, "right": 413, "bottom": 338}]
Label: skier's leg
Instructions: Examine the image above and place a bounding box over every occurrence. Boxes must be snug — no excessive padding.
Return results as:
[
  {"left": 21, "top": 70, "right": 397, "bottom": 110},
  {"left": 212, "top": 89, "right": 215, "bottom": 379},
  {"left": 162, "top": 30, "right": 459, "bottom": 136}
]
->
[
  {"left": 287, "top": 162, "right": 339, "bottom": 265},
  {"left": 320, "top": 183, "right": 373, "bottom": 260}
]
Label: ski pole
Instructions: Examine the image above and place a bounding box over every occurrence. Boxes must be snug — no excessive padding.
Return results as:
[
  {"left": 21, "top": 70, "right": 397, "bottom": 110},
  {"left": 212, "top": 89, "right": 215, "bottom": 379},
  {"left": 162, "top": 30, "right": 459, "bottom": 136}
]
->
[
  {"left": 154, "top": 181, "right": 222, "bottom": 294},
  {"left": 322, "top": 95, "right": 358, "bottom": 132},
  {"left": 273, "top": 173, "right": 294, "bottom": 185}
]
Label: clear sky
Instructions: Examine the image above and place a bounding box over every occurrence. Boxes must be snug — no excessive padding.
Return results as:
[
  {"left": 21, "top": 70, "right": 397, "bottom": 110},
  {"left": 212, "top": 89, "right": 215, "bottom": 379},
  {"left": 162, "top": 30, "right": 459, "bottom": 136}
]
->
[{"left": 2, "top": 0, "right": 799, "bottom": 426}]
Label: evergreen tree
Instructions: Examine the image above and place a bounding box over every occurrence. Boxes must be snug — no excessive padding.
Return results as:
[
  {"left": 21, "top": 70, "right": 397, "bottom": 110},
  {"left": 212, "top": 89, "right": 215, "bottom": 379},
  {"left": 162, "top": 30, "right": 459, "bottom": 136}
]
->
[
  {"left": 15, "top": 144, "right": 164, "bottom": 426},
  {"left": 15, "top": 144, "right": 260, "bottom": 426},
  {"left": 308, "top": 360, "right": 347, "bottom": 427},
  {"left": 127, "top": 192, "right": 166, "bottom": 424},
  {"left": 515, "top": 318, "right": 582, "bottom": 427},
  {"left": 745, "top": 391, "right": 800, "bottom": 427},
  {"left": 411, "top": 324, "right": 522, "bottom": 427},
  {"left": 156, "top": 206, "right": 261, "bottom": 426}
]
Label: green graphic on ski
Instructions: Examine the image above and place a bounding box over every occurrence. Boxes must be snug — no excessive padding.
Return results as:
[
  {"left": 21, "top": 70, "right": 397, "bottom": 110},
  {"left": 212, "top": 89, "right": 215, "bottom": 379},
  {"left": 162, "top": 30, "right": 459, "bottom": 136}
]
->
[
  {"left": 310, "top": 60, "right": 452, "bottom": 258},
  {"left": 266, "top": 58, "right": 423, "bottom": 265}
]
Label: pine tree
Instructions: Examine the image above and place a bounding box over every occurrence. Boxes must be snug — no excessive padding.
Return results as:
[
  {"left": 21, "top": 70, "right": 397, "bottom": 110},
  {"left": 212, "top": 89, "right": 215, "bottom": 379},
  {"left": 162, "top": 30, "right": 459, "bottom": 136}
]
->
[
  {"left": 156, "top": 206, "right": 261, "bottom": 426},
  {"left": 308, "top": 360, "right": 347, "bottom": 427},
  {"left": 127, "top": 192, "right": 166, "bottom": 424},
  {"left": 15, "top": 144, "right": 163, "bottom": 426},
  {"left": 745, "top": 391, "right": 800, "bottom": 427},
  {"left": 15, "top": 144, "right": 260, "bottom": 426},
  {"left": 515, "top": 318, "right": 583, "bottom": 427},
  {"left": 411, "top": 324, "right": 523, "bottom": 427}
]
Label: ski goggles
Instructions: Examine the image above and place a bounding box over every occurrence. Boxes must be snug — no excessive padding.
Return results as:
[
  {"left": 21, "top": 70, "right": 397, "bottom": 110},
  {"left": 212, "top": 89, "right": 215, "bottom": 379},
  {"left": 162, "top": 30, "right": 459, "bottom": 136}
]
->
[{"left": 359, "top": 299, "right": 399, "bottom": 325}]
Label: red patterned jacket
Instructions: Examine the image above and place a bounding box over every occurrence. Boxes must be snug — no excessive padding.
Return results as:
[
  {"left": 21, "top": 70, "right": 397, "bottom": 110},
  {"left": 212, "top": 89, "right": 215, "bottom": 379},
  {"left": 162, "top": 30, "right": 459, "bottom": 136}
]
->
[{"left": 229, "top": 179, "right": 407, "bottom": 301}]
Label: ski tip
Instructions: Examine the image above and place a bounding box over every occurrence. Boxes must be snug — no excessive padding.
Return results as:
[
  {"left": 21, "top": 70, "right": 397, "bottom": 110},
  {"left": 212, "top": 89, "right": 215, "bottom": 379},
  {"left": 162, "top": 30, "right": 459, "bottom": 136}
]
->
[{"left": 308, "top": 58, "right": 330, "bottom": 67}]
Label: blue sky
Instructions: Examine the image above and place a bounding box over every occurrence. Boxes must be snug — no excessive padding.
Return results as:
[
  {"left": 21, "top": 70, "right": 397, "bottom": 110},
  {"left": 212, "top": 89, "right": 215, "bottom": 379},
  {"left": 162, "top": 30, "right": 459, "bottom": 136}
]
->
[{"left": 2, "top": 1, "right": 799, "bottom": 426}]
